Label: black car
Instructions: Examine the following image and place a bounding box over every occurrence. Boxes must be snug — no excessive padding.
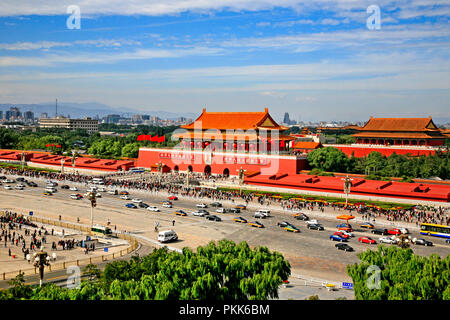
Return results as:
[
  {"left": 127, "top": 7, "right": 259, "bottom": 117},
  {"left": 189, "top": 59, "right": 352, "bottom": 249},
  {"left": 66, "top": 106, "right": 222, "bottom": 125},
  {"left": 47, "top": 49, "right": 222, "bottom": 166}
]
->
[
  {"left": 229, "top": 208, "right": 241, "bottom": 213},
  {"left": 139, "top": 202, "right": 150, "bottom": 208},
  {"left": 210, "top": 202, "right": 222, "bottom": 207},
  {"left": 27, "top": 181, "right": 38, "bottom": 187},
  {"left": 277, "top": 221, "right": 294, "bottom": 228},
  {"left": 198, "top": 209, "right": 209, "bottom": 214},
  {"left": 61, "top": 185, "right": 70, "bottom": 189},
  {"left": 206, "top": 215, "right": 221, "bottom": 221},
  {"left": 371, "top": 228, "right": 388, "bottom": 235},
  {"left": 0, "top": 176, "right": 6, "bottom": 180},
  {"left": 413, "top": 238, "right": 433, "bottom": 246},
  {"left": 307, "top": 223, "right": 324, "bottom": 231},
  {"left": 16, "top": 177, "right": 25, "bottom": 182},
  {"left": 294, "top": 213, "right": 309, "bottom": 221},
  {"left": 335, "top": 243, "right": 354, "bottom": 252}
]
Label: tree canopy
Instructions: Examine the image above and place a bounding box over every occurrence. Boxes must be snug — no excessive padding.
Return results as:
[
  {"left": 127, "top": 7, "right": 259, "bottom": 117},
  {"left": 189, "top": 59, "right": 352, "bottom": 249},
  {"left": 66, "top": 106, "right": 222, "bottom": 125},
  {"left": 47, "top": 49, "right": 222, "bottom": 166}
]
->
[
  {"left": 0, "top": 240, "right": 291, "bottom": 300},
  {"left": 347, "top": 245, "right": 450, "bottom": 300}
]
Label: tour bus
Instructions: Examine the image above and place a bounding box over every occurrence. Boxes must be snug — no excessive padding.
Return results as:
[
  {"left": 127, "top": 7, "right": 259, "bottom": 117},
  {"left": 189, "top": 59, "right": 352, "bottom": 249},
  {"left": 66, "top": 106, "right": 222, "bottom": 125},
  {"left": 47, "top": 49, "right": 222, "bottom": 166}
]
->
[
  {"left": 91, "top": 224, "right": 113, "bottom": 237},
  {"left": 420, "top": 223, "right": 450, "bottom": 239},
  {"left": 158, "top": 230, "right": 178, "bottom": 243},
  {"left": 91, "top": 178, "right": 104, "bottom": 185},
  {"left": 129, "top": 167, "right": 146, "bottom": 173}
]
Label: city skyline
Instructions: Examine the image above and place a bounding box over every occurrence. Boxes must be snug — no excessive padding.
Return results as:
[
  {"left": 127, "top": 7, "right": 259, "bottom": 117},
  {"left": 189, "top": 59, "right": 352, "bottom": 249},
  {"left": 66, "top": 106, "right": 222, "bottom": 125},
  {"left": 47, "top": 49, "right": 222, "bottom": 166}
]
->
[{"left": 0, "top": 1, "right": 449, "bottom": 122}]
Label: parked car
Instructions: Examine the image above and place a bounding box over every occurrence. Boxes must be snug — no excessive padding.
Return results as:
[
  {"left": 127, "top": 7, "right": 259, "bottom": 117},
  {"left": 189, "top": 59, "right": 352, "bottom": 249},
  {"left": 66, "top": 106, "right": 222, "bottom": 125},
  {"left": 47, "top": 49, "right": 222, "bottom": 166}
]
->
[
  {"left": 307, "top": 223, "right": 324, "bottom": 231},
  {"left": 125, "top": 203, "right": 137, "bottom": 209},
  {"left": 283, "top": 225, "right": 300, "bottom": 233},
  {"left": 358, "top": 236, "right": 377, "bottom": 244},
  {"left": 210, "top": 202, "right": 222, "bottom": 207},
  {"left": 139, "top": 202, "right": 149, "bottom": 208},
  {"left": 339, "top": 230, "right": 354, "bottom": 237},
  {"left": 277, "top": 221, "right": 294, "bottom": 228},
  {"left": 254, "top": 212, "right": 266, "bottom": 219},
  {"left": 360, "top": 223, "right": 375, "bottom": 229},
  {"left": 206, "top": 215, "right": 221, "bottom": 221},
  {"left": 229, "top": 208, "right": 241, "bottom": 213},
  {"left": 445, "top": 239, "right": 450, "bottom": 244},
  {"left": 233, "top": 217, "right": 247, "bottom": 223},
  {"left": 162, "top": 202, "right": 173, "bottom": 208},
  {"left": 412, "top": 238, "right": 433, "bottom": 246},
  {"left": 249, "top": 221, "right": 264, "bottom": 228},
  {"left": 175, "top": 210, "right": 187, "bottom": 216},
  {"left": 379, "top": 236, "right": 397, "bottom": 244},
  {"left": 107, "top": 189, "right": 118, "bottom": 195},
  {"left": 196, "top": 203, "right": 208, "bottom": 208},
  {"left": 235, "top": 204, "right": 246, "bottom": 210},
  {"left": 335, "top": 243, "right": 354, "bottom": 252},
  {"left": 168, "top": 195, "right": 178, "bottom": 200},
  {"left": 120, "top": 195, "right": 131, "bottom": 200},
  {"left": 372, "top": 228, "right": 388, "bottom": 235},
  {"left": 69, "top": 186, "right": 78, "bottom": 191},
  {"left": 4, "top": 185, "right": 13, "bottom": 190},
  {"left": 193, "top": 211, "right": 207, "bottom": 217},
  {"left": 336, "top": 223, "right": 353, "bottom": 232},
  {"left": 119, "top": 191, "right": 129, "bottom": 195},
  {"left": 334, "top": 231, "right": 349, "bottom": 239},
  {"left": 330, "top": 234, "right": 348, "bottom": 242},
  {"left": 293, "top": 212, "right": 309, "bottom": 221},
  {"left": 132, "top": 198, "right": 143, "bottom": 203},
  {"left": 215, "top": 208, "right": 227, "bottom": 213},
  {"left": 387, "top": 228, "right": 402, "bottom": 236},
  {"left": 27, "top": 181, "right": 38, "bottom": 187},
  {"left": 43, "top": 191, "right": 53, "bottom": 196},
  {"left": 148, "top": 206, "right": 160, "bottom": 212},
  {"left": 61, "top": 185, "right": 70, "bottom": 189}
]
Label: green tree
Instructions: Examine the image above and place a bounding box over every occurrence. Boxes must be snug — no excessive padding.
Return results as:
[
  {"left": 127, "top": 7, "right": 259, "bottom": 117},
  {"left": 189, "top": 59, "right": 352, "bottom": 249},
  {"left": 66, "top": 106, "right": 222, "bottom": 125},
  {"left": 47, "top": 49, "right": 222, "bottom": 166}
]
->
[
  {"left": 307, "top": 147, "right": 349, "bottom": 172},
  {"left": 347, "top": 245, "right": 450, "bottom": 300},
  {"left": 121, "top": 143, "right": 140, "bottom": 158}
]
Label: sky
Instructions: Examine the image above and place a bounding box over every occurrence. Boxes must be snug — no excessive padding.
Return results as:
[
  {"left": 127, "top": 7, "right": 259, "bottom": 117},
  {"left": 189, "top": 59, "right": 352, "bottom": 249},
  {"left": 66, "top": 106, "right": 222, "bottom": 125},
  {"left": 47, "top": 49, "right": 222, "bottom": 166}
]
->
[{"left": 0, "top": 0, "right": 449, "bottom": 122}]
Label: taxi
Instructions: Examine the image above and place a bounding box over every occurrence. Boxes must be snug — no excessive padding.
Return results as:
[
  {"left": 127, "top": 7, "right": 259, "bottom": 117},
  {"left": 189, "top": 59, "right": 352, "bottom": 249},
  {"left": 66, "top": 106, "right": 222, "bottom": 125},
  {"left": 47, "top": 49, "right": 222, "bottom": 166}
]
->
[
  {"left": 43, "top": 191, "right": 53, "bottom": 196},
  {"left": 249, "top": 221, "right": 264, "bottom": 228},
  {"left": 284, "top": 225, "right": 300, "bottom": 233},
  {"left": 233, "top": 217, "right": 247, "bottom": 223},
  {"left": 360, "top": 223, "right": 374, "bottom": 229},
  {"left": 175, "top": 210, "right": 187, "bottom": 216}
]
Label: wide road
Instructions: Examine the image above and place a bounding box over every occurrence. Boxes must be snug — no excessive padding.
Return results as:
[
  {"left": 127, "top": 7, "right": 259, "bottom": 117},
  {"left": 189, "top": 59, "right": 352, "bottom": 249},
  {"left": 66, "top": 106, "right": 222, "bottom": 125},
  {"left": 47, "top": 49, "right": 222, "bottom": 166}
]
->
[{"left": 1, "top": 175, "right": 449, "bottom": 283}]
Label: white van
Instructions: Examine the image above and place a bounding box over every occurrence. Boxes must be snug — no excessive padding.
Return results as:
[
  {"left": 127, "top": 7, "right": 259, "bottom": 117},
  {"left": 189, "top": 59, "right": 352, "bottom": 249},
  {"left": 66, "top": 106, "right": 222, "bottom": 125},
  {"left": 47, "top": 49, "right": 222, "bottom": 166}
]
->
[
  {"left": 255, "top": 209, "right": 271, "bottom": 217},
  {"left": 45, "top": 187, "right": 57, "bottom": 193},
  {"left": 158, "top": 230, "right": 178, "bottom": 243}
]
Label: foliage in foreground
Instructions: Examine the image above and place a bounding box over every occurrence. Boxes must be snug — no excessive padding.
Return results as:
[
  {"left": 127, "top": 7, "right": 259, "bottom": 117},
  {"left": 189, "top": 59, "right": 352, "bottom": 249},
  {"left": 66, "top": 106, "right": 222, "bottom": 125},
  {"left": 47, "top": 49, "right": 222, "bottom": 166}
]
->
[
  {"left": 0, "top": 240, "right": 290, "bottom": 300},
  {"left": 347, "top": 245, "right": 450, "bottom": 300}
]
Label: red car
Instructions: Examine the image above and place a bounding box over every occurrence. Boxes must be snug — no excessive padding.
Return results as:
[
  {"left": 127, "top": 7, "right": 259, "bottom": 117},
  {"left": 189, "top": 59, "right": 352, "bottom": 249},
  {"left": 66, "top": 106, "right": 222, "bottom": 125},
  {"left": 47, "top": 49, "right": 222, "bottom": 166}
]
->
[
  {"left": 387, "top": 228, "right": 402, "bottom": 235},
  {"left": 334, "top": 231, "right": 349, "bottom": 239},
  {"left": 358, "top": 236, "right": 377, "bottom": 244},
  {"left": 168, "top": 195, "right": 178, "bottom": 200}
]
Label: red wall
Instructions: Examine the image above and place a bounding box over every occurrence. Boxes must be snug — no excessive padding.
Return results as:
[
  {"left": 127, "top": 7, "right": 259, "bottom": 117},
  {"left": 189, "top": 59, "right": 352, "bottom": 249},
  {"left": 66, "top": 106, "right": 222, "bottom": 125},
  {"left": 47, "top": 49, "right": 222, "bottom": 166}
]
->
[{"left": 137, "top": 148, "right": 306, "bottom": 176}]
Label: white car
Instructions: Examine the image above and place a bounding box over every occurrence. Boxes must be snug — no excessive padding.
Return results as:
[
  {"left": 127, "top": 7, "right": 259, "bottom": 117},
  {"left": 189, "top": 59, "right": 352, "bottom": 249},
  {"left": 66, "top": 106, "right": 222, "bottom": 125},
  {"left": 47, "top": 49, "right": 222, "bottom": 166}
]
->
[
  {"left": 120, "top": 195, "right": 131, "bottom": 200},
  {"left": 192, "top": 211, "right": 207, "bottom": 217},
  {"left": 14, "top": 185, "right": 24, "bottom": 190},
  {"left": 107, "top": 190, "right": 118, "bottom": 195},
  {"left": 339, "top": 230, "right": 354, "bottom": 237},
  {"left": 379, "top": 236, "right": 396, "bottom": 244},
  {"left": 95, "top": 193, "right": 102, "bottom": 198},
  {"left": 148, "top": 206, "right": 160, "bottom": 212},
  {"left": 216, "top": 208, "right": 227, "bottom": 213},
  {"left": 306, "top": 219, "right": 319, "bottom": 225},
  {"left": 69, "top": 186, "right": 78, "bottom": 191},
  {"left": 132, "top": 198, "right": 142, "bottom": 203},
  {"left": 87, "top": 186, "right": 97, "bottom": 192},
  {"left": 4, "top": 185, "right": 12, "bottom": 190},
  {"left": 97, "top": 187, "right": 106, "bottom": 192},
  {"left": 400, "top": 227, "right": 409, "bottom": 234},
  {"left": 196, "top": 203, "right": 208, "bottom": 208},
  {"left": 4, "top": 179, "right": 14, "bottom": 183},
  {"left": 162, "top": 203, "right": 172, "bottom": 208}
]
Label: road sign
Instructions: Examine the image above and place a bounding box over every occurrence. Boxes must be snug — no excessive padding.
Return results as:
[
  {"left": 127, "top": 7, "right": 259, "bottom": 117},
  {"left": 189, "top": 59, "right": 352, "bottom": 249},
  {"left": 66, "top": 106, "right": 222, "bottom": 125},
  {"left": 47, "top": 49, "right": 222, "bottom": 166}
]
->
[
  {"left": 104, "top": 247, "right": 108, "bottom": 252},
  {"left": 342, "top": 282, "right": 353, "bottom": 290},
  {"left": 29, "top": 211, "right": 33, "bottom": 216}
]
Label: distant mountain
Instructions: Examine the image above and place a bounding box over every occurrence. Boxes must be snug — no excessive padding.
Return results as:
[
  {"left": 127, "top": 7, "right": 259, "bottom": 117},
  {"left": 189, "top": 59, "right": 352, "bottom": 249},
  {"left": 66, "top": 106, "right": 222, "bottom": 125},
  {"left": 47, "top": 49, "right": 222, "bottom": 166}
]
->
[{"left": 0, "top": 102, "right": 197, "bottom": 120}]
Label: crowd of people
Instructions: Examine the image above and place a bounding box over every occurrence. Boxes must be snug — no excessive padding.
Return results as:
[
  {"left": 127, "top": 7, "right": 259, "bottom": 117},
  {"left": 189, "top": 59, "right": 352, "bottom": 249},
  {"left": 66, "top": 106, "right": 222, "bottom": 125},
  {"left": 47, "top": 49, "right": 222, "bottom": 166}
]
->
[{"left": 1, "top": 165, "right": 449, "bottom": 227}]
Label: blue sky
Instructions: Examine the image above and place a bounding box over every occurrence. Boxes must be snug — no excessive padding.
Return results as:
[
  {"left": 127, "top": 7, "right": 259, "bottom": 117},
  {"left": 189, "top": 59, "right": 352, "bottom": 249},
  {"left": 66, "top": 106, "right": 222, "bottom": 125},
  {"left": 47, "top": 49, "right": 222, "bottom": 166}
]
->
[{"left": 0, "top": 1, "right": 449, "bottom": 122}]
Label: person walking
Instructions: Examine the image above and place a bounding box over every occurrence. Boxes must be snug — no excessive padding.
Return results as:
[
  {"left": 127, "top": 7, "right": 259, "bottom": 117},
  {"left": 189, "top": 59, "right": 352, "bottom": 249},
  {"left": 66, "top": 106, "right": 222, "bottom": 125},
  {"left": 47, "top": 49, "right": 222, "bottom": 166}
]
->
[{"left": 172, "top": 220, "right": 175, "bottom": 226}]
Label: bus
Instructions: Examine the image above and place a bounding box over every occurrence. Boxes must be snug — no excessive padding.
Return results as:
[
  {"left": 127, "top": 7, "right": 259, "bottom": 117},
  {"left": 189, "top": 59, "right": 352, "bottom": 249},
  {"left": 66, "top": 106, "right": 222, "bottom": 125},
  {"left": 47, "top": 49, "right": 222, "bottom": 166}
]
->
[
  {"left": 129, "top": 167, "right": 146, "bottom": 173},
  {"left": 91, "top": 224, "right": 113, "bottom": 237},
  {"left": 420, "top": 223, "right": 450, "bottom": 239}
]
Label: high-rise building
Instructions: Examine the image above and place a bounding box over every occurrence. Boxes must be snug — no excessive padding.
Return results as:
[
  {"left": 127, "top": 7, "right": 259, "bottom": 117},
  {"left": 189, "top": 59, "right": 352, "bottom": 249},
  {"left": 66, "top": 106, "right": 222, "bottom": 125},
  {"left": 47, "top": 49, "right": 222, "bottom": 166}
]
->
[
  {"left": 40, "top": 112, "right": 48, "bottom": 119},
  {"left": 104, "top": 114, "right": 121, "bottom": 124},
  {"left": 5, "top": 107, "right": 22, "bottom": 120},
  {"left": 24, "top": 110, "right": 34, "bottom": 121}
]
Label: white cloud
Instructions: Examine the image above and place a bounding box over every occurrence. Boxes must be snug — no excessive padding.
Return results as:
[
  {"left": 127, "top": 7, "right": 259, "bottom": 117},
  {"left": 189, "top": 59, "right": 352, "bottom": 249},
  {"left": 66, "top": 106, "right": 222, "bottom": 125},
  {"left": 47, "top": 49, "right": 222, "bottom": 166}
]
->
[{"left": 0, "top": 39, "right": 141, "bottom": 51}]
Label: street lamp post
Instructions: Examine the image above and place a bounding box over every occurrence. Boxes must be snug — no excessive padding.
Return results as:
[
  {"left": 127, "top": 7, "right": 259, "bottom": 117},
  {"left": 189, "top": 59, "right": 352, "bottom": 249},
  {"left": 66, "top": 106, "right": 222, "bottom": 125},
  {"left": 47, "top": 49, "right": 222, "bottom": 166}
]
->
[
  {"left": 21, "top": 151, "right": 26, "bottom": 170},
  {"left": 60, "top": 158, "right": 65, "bottom": 174},
  {"left": 34, "top": 250, "right": 50, "bottom": 287},
  {"left": 87, "top": 191, "right": 97, "bottom": 229},
  {"left": 341, "top": 175, "right": 353, "bottom": 207}
]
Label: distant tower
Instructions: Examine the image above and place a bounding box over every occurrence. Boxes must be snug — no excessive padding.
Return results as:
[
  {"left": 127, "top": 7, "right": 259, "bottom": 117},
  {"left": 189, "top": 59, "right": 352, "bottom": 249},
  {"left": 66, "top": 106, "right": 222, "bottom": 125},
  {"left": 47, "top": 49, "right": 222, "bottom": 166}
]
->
[{"left": 283, "top": 112, "right": 291, "bottom": 124}]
